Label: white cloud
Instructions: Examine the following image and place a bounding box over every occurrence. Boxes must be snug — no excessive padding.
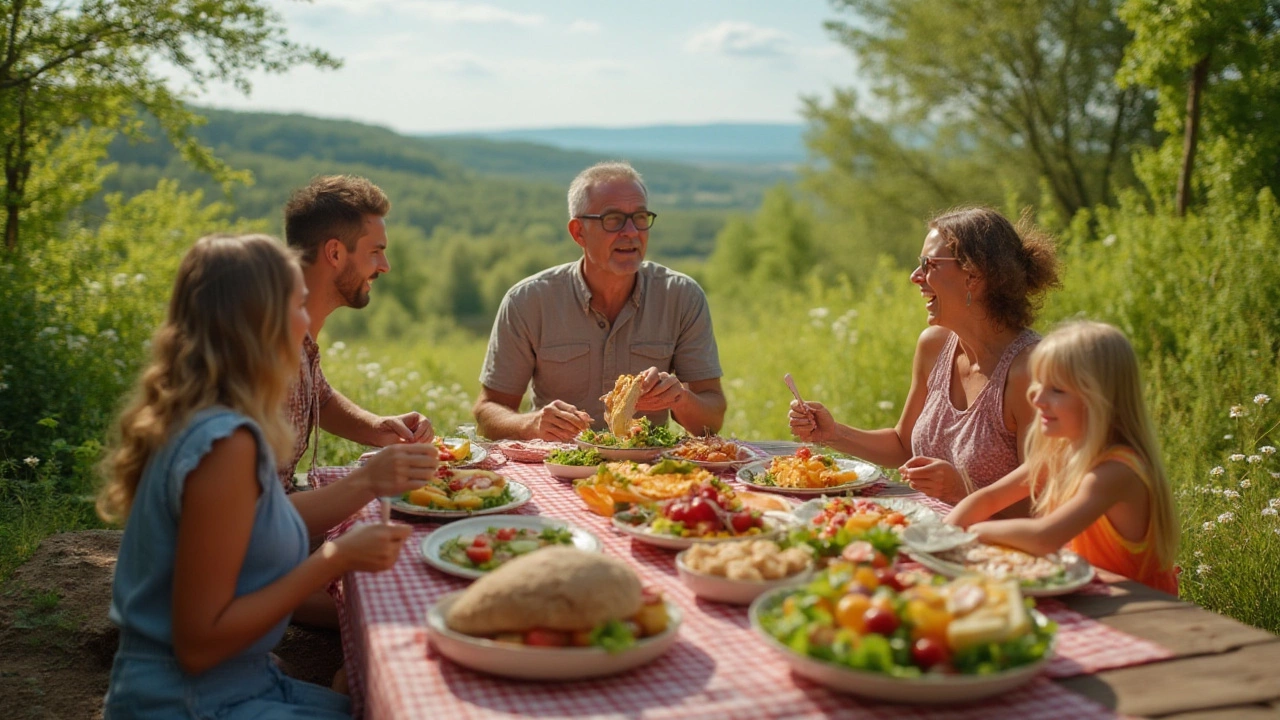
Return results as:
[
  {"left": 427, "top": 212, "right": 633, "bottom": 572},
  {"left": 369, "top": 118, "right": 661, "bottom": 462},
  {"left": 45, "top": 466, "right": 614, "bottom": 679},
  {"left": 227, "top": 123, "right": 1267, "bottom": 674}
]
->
[
  {"left": 566, "top": 20, "right": 602, "bottom": 34},
  {"left": 309, "top": 0, "right": 544, "bottom": 26},
  {"left": 686, "top": 21, "right": 791, "bottom": 58}
]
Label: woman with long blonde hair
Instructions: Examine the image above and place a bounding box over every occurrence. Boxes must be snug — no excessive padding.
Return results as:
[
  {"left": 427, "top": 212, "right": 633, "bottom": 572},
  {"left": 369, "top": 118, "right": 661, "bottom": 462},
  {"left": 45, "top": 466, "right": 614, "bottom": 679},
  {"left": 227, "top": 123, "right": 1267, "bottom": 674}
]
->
[
  {"left": 100, "top": 234, "right": 423, "bottom": 718},
  {"left": 946, "top": 321, "right": 1179, "bottom": 593}
]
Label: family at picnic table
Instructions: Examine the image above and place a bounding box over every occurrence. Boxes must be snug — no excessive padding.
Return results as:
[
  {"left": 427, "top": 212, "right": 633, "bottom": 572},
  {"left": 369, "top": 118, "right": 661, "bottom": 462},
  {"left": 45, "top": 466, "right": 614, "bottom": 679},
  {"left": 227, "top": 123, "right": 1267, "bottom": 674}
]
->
[{"left": 95, "top": 162, "right": 1179, "bottom": 717}]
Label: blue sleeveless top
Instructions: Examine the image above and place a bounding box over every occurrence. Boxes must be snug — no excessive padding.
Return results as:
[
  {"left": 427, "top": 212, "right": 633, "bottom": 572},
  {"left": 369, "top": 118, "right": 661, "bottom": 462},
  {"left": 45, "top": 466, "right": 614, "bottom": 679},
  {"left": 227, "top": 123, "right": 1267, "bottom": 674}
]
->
[{"left": 109, "top": 407, "right": 309, "bottom": 660}]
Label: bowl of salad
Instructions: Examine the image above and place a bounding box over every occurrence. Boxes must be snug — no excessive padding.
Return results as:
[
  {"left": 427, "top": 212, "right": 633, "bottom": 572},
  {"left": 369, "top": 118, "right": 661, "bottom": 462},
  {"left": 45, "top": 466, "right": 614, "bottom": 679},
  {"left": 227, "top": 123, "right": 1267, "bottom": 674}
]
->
[
  {"left": 749, "top": 562, "right": 1057, "bottom": 703},
  {"left": 610, "top": 476, "right": 791, "bottom": 550},
  {"left": 544, "top": 447, "right": 606, "bottom": 480},
  {"left": 576, "top": 418, "right": 681, "bottom": 462},
  {"left": 420, "top": 515, "right": 603, "bottom": 580}
]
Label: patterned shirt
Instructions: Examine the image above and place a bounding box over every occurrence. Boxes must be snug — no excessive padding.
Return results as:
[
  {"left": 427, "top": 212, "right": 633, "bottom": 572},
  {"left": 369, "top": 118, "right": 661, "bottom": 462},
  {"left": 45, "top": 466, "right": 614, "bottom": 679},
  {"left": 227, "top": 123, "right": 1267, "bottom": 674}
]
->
[{"left": 277, "top": 333, "right": 334, "bottom": 492}]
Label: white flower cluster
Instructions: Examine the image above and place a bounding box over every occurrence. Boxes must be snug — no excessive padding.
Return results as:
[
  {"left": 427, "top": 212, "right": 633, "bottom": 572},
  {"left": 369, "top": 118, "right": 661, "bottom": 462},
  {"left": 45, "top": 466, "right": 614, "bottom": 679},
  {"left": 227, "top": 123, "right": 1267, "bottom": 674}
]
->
[
  {"left": 1255, "top": 393, "right": 1271, "bottom": 406},
  {"left": 1230, "top": 405, "right": 1247, "bottom": 418},
  {"left": 876, "top": 400, "right": 894, "bottom": 411},
  {"left": 1217, "top": 512, "right": 1235, "bottom": 524},
  {"left": 1210, "top": 466, "right": 1225, "bottom": 476}
]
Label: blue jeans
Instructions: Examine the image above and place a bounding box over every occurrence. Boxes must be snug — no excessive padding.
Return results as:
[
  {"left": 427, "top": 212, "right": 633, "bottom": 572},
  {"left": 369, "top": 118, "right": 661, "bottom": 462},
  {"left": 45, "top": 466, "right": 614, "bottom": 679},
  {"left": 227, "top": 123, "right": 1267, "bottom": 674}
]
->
[{"left": 104, "top": 632, "right": 350, "bottom": 719}]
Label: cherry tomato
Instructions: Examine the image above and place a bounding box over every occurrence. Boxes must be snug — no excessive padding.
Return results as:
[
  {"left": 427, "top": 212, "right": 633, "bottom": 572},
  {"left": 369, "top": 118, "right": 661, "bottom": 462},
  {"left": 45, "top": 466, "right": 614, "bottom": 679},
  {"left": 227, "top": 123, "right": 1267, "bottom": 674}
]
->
[
  {"left": 449, "top": 478, "right": 466, "bottom": 492},
  {"left": 699, "top": 485, "right": 720, "bottom": 502},
  {"left": 730, "top": 511, "right": 757, "bottom": 534},
  {"left": 863, "top": 607, "right": 901, "bottom": 636},
  {"left": 871, "top": 551, "right": 890, "bottom": 569},
  {"left": 911, "top": 637, "right": 950, "bottom": 670},
  {"left": 494, "top": 528, "right": 517, "bottom": 542},
  {"left": 796, "top": 447, "right": 812, "bottom": 460},
  {"left": 686, "top": 497, "right": 719, "bottom": 525},
  {"left": 438, "top": 448, "right": 454, "bottom": 461},
  {"left": 464, "top": 545, "right": 493, "bottom": 565},
  {"left": 523, "top": 629, "right": 570, "bottom": 647},
  {"left": 876, "top": 567, "right": 906, "bottom": 592},
  {"left": 470, "top": 535, "right": 490, "bottom": 547},
  {"left": 665, "top": 501, "right": 692, "bottom": 524}
]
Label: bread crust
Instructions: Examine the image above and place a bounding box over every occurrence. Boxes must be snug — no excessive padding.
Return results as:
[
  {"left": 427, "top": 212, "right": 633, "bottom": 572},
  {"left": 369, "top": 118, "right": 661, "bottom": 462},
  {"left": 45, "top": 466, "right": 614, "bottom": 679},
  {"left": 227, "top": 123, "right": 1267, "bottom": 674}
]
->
[
  {"left": 601, "top": 373, "right": 644, "bottom": 437},
  {"left": 445, "top": 548, "right": 643, "bottom": 635}
]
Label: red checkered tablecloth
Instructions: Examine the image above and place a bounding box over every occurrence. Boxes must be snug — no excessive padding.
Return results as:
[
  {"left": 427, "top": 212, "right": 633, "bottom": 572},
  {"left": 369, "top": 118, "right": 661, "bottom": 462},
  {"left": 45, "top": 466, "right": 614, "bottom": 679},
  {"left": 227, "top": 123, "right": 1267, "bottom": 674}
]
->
[{"left": 318, "top": 459, "right": 1158, "bottom": 719}]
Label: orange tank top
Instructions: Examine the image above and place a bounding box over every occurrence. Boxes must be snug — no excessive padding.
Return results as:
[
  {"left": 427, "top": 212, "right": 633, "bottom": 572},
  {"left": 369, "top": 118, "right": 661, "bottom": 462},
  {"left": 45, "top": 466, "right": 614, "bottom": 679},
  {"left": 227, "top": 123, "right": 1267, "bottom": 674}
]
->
[{"left": 1068, "top": 447, "right": 1179, "bottom": 595}]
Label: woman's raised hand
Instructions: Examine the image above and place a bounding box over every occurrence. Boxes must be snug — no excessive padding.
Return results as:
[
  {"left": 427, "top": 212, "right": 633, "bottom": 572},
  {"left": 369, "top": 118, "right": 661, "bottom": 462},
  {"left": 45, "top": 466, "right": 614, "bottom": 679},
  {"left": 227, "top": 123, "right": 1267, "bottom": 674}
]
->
[
  {"left": 788, "top": 399, "right": 835, "bottom": 444},
  {"left": 359, "top": 443, "right": 439, "bottom": 498},
  {"left": 327, "top": 523, "right": 413, "bottom": 573}
]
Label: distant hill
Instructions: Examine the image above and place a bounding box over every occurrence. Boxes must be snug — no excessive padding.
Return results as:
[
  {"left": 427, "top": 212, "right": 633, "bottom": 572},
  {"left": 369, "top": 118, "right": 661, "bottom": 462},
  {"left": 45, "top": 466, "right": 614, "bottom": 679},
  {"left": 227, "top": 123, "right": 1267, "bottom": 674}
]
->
[{"left": 432, "top": 123, "right": 808, "bottom": 166}]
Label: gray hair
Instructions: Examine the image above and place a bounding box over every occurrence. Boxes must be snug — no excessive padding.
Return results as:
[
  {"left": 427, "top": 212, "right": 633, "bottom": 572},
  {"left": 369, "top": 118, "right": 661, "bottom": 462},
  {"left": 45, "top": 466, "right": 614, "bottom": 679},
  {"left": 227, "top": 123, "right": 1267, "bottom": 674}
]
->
[{"left": 567, "top": 161, "right": 648, "bottom": 219}]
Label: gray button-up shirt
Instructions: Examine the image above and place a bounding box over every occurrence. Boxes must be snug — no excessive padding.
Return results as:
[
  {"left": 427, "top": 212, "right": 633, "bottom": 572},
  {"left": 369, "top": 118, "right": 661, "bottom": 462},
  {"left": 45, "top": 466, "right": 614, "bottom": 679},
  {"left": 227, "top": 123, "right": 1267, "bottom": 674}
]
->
[{"left": 479, "top": 259, "right": 721, "bottom": 429}]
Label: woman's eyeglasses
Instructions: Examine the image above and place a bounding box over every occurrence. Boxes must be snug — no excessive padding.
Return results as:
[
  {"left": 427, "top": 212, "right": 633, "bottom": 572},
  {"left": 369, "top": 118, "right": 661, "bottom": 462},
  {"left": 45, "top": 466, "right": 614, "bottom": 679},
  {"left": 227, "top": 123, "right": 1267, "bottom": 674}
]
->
[{"left": 918, "top": 255, "right": 959, "bottom": 274}]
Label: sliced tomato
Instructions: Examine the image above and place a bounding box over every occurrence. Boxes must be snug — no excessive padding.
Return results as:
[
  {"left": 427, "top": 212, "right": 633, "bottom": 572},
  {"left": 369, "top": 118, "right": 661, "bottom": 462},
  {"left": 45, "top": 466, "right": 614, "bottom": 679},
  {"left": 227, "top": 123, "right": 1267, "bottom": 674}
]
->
[
  {"left": 464, "top": 545, "right": 493, "bottom": 565},
  {"left": 470, "top": 535, "right": 491, "bottom": 547},
  {"left": 523, "top": 629, "right": 570, "bottom": 647},
  {"left": 494, "top": 527, "right": 517, "bottom": 542},
  {"left": 796, "top": 447, "right": 812, "bottom": 460}
]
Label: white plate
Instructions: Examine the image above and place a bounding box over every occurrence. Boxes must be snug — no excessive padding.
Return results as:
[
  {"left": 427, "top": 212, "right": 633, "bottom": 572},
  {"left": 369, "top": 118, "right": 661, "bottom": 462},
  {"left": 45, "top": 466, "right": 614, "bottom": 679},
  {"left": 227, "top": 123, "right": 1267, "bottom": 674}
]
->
[
  {"left": 662, "top": 444, "right": 767, "bottom": 470},
  {"left": 675, "top": 550, "right": 812, "bottom": 605},
  {"left": 426, "top": 592, "right": 683, "bottom": 681},
  {"left": 419, "top": 515, "right": 602, "bottom": 580},
  {"left": 575, "top": 438, "right": 668, "bottom": 462},
  {"left": 907, "top": 544, "right": 1097, "bottom": 598},
  {"left": 792, "top": 496, "right": 944, "bottom": 529},
  {"left": 544, "top": 461, "right": 601, "bottom": 481},
  {"left": 390, "top": 479, "right": 532, "bottom": 519},
  {"left": 749, "top": 587, "right": 1054, "bottom": 703},
  {"left": 736, "top": 457, "right": 884, "bottom": 495},
  {"left": 611, "top": 512, "right": 793, "bottom": 551}
]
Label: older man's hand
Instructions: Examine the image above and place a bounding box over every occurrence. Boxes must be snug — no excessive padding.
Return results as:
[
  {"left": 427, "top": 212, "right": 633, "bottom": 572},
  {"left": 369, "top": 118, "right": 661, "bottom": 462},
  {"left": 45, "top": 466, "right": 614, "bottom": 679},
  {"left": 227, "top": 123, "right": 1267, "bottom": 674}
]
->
[
  {"left": 634, "top": 367, "right": 685, "bottom": 411},
  {"left": 531, "top": 400, "right": 592, "bottom": 441}
]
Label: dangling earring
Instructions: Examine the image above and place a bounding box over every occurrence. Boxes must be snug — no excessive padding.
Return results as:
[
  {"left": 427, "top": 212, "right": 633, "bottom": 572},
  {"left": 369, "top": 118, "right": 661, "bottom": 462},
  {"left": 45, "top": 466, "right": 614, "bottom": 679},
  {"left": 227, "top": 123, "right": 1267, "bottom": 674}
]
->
[{"left": 965, "top": 290, "right": 971, "bottom": 307}]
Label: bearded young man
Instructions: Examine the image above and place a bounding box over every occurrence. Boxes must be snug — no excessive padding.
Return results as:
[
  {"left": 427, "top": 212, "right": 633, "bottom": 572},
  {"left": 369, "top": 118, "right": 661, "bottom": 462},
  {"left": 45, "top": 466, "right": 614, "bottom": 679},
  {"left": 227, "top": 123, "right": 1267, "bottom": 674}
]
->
[{"left": 474, "top": 161, "right": 726, "bottom": 441}]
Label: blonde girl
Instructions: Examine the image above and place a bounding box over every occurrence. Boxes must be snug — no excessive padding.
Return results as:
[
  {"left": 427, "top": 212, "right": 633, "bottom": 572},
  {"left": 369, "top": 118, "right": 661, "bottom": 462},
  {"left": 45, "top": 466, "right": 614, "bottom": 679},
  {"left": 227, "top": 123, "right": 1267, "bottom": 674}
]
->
[
  {"left": 100, "top": 234, "right": 423, "bottom": 718},
  {"left": 946, "top": 320, "right": 1179, "bottom": 593}
]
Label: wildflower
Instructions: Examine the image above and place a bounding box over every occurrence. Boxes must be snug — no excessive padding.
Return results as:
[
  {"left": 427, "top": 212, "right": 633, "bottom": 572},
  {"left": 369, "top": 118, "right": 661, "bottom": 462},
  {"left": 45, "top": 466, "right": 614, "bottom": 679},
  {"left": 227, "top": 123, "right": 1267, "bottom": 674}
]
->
[
  {"left": 407, "top": 371, "right": 420, "bottom": 382},
  {"left": 1230, "top": 406, "right": 1246, "bottom": 418},
  {"left": 1241, "top": 479, "right": 1252, "bottom": 489},
  {"left": 24, "top": 456, "right": 39, "bottom": 467},
  {"left": 808, "top": 307, "right": 830, "bottom": 320},
  {"left": 1272, "top": 472, "right": 1280, "bottom": 479},
  {"left": 1102, "top": 234, "right": 1117, "bottom": 247},
  {"left": 1217, "top": 512, "right": 1235, "bottom": 524},
  {"left": 1263, "top": 508, "right": 1278, "bottom": 517},
  {"left": 112, "top": 273, "right": 129, "bottom": 288},
  {"left": 1224, "top": 434, "right": 1234, "bottom": 440},
  {"left": 39, "top": 326, "right": 58, "bottom": 337},
  {"left": 333, "top": 341, "right": 346, "bottom": 351},
  {"left": 1202, "top": 521, "right": 1215, "bottom": 531},
  {"left": 1193, "top": 550, "right": 1203, "bottom": 558},
  {"left": 1270, "top": 498, "right": 1280, "bottom": 509},
  {"left": 1229, "top": 454, "right": 1246, "bottom": 462},
  {"left": 133, "top": 273, "right": 147, "bottom": 283},
  {"left": 1247, "top": 455, "right": 1264, "bottom": 464},
  {"left": 1209, "top": 466, "right": 1225, "bottom": 477},
  {"left": 1224, "top": 489, "right": 1240, "bottom": 499},
  {"left": 99, "top": 329, "right": 118, "bottom": 342},
  {"left": 877, "top": 401, "right": 894, "bottom": 411},
  {"left": 1255, "top": 394, "right": 1271, "bottom": 406},
  {"left": 0, "top": 382, "right": 7, "bottom": 392},
  {"left": 1262, "top": 446, "right": 1276, "bottom": 455},
  {"left": 87, "top": 280, "right": 102, "bottom": 293},
  {"left": 1196, "top": 564, "right": 1211, "bottom": 576}
]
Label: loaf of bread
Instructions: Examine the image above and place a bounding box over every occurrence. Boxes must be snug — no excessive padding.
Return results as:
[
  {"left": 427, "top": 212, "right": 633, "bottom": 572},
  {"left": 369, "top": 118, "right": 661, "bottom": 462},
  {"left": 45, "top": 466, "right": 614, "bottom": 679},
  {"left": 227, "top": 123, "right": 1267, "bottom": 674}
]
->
[{"left": 445, "top": 547, "right": 643, "bottom": 635}]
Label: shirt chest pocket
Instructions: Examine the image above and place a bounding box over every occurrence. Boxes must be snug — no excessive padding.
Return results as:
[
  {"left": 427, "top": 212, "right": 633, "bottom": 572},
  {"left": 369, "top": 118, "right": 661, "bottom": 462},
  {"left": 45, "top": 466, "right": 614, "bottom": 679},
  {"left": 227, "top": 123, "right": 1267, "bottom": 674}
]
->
[
  {"left": 534, "top": 342, "right": 592, "bottom": 400},
  {"left": 628, "top": 341, "right": 674, "bottom": 374}
]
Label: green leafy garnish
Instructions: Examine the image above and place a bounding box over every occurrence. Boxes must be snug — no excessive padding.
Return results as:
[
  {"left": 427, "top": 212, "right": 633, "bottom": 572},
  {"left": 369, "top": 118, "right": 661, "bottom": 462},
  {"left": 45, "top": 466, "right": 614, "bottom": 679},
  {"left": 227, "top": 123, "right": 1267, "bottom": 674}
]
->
[
  {"left": 547, "top": 448, "right": 604, "bottom": 466},
  {"left": 589, "top": 619, "right": 637, "bottom": 653}
]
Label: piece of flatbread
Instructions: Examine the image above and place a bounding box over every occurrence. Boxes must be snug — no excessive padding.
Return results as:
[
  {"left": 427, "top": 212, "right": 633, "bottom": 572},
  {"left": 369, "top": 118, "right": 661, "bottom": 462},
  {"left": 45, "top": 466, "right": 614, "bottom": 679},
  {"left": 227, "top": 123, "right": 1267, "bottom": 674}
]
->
[{"left": 601, "top": 373, "right": 645, "bottom": 438}]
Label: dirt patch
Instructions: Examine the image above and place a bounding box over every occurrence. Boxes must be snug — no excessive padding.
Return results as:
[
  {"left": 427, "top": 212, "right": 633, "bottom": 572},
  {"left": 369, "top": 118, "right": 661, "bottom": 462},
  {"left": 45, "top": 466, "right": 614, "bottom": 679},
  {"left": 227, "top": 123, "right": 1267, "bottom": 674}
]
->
[{"left": 0, "top": 531, "right": 343, "bottom": 719}]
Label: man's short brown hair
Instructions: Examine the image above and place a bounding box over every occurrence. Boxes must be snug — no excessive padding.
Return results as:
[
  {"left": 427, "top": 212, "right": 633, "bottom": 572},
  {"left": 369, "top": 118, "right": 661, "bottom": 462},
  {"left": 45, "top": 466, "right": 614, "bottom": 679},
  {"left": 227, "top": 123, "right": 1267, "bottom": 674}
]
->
[{"left": 283, "top": 175, "right": 390, "bottom": 264}]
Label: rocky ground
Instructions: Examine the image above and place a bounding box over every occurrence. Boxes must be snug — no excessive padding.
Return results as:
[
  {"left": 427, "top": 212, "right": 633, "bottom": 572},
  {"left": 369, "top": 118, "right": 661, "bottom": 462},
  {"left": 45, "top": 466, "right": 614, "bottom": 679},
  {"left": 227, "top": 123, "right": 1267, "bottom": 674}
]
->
[{"left": 0, "top": 531, "right": 343, "bottom": 719}]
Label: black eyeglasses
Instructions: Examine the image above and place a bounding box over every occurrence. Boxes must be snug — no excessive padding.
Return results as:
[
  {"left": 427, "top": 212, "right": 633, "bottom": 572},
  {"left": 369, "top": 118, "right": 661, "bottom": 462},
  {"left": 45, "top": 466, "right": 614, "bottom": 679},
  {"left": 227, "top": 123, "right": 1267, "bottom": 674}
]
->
[{"left": 575, "top": 211, "right": 657, "bottom": 232}]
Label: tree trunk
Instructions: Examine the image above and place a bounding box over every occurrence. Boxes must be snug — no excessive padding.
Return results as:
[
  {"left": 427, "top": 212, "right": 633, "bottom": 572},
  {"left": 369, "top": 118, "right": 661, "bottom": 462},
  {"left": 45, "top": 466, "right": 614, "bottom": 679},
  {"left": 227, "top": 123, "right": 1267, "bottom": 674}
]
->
[{"left": 1177, "top": 55, "right": 1210, "bottom": 217}]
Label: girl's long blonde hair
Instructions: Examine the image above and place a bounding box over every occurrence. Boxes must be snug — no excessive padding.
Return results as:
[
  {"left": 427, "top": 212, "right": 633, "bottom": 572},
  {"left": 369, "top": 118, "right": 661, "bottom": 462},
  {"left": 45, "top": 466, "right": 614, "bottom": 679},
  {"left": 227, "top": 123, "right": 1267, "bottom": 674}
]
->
[
  {"left": 98, "top": 234, "right": 301, "bottom": 523},
  {"left": 1025, "top": 321, "right": 1178, "bottom": 569}
]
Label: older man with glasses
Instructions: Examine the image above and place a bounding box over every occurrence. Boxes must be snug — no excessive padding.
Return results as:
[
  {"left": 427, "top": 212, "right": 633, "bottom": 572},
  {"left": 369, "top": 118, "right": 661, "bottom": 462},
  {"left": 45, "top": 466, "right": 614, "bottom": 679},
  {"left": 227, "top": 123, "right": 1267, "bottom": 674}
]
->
[{"left": 474, "top": 161, "right": 726, "bottom": 441}]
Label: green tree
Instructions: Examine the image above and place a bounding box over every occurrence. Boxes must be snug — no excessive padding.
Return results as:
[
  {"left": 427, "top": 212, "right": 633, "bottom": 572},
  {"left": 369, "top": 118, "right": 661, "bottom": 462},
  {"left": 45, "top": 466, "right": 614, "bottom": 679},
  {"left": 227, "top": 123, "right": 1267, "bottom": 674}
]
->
[
  {"left": 819, "top": 0, "right": 1156, "bottom": 219},
  {"left": 0, "top": 0, "right": 338, "bottom": 251},
  {"left": 1117, "top": 0, "right": 1280, "bottom": 214}
]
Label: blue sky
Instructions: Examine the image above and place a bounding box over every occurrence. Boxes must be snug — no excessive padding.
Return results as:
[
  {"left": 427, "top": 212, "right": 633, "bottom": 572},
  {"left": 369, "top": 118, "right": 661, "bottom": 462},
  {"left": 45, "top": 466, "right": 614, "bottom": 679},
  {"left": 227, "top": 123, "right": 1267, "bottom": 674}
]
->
[{"left": 195, "top": 0, "right": 863, "bottom": 134}]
